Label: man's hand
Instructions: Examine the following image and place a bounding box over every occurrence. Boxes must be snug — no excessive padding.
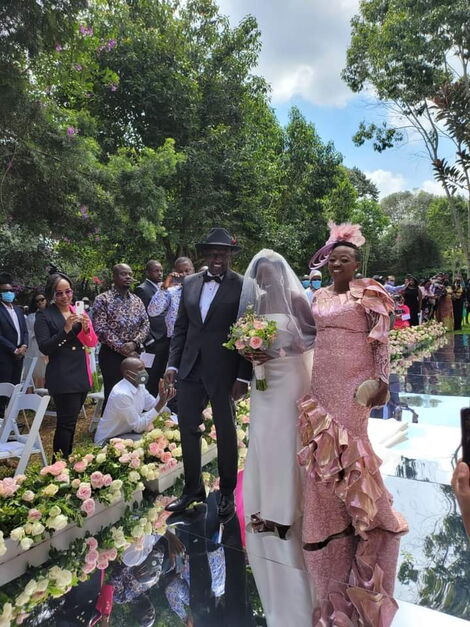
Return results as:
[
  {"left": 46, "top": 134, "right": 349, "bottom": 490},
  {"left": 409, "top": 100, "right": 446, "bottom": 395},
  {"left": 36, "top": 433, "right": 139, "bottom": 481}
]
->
[
  {"left": 164, "top": 369, "right": 177, "bottom": 387},
  {"left": 452, "top": 461, "right": 470, "bottom": 537},
  {"left": 156, "top": 378, "right": 176, "bottom": 412},
  {"left": 162, "top": 272, "right": 181, "bottom": 290},
  {"left": 241, "top": 350, "right": 272, "bottom": 365},
  {"left": 232, "top": 380, "right": 248, "bottom": 402},
  {"left": 121, "top": 341, "right": 136, "bottom": 356}
]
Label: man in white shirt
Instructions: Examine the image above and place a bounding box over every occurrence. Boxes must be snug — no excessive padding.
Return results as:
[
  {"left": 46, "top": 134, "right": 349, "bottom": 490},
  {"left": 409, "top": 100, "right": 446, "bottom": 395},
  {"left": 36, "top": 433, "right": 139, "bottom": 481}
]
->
[{"left": 94, "top": 357, "right": 174, "bottom": 445}]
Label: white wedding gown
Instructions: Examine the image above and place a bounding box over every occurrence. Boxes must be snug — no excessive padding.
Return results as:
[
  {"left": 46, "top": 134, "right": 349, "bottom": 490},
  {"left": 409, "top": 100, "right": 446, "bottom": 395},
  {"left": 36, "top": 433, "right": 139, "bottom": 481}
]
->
[{"left": 243, "top": 313, "right": 316, "bottom": 626}]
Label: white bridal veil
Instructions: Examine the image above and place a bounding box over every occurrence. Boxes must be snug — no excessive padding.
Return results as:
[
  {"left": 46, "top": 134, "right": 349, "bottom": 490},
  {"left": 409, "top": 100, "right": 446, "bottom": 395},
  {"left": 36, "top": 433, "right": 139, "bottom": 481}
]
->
[{"left": 238, "top": 249, "right": 316, "bottom": 356}]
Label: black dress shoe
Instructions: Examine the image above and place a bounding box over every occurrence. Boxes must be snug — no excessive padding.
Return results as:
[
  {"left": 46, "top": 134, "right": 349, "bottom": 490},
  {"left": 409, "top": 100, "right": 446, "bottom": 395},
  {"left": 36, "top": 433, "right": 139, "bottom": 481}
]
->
[
  {"left": 217, "top": 494, "right": 235, "bottom": 522},
  {"left": 166, "top": 504, "right": 207, "bottom": 526},
  {"left": 165, "top": 492, "right": 206, "bottom": 513}
]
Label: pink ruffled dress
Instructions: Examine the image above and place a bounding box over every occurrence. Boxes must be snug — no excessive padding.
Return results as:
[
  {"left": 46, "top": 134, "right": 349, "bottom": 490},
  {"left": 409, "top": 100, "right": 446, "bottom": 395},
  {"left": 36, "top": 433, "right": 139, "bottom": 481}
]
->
[{"left": 297, "top": 279, "right": 408, "bottom": 626}]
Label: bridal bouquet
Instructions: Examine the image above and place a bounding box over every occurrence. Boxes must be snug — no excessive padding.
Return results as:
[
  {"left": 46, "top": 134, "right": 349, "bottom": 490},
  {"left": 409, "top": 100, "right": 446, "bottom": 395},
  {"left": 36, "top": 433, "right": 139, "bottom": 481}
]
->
[{"left": 223, "top": 306, "right": 277, "bottom": 390}]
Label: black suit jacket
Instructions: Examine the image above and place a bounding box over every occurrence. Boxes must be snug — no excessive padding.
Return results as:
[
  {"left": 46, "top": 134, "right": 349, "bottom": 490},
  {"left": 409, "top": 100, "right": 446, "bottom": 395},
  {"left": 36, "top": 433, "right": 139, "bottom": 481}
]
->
[
  {"left": 0, "top": 304, "right": 28, "bottom": 361},
  {"left": 34, "top": 305, "right": 90, "bottom": 395},
  {"left": 135, "top": 279, "right": 167, "bottom": 344},
  {"left": 168, "top": 269, "right": 251, "bottom": 390}
]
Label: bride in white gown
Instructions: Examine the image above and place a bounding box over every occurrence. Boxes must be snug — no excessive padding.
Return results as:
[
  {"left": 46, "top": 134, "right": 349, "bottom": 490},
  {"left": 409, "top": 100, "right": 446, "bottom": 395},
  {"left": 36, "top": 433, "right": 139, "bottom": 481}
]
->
[{"left": 239, "top": 250, "right": 317, "bottom": 626}]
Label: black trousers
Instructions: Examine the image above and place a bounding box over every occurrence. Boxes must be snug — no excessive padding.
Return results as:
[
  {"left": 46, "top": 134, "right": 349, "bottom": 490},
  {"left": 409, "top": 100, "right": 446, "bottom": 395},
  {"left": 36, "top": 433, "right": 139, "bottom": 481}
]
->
[
  {"left": 53, "top": 391, "right": 87, "bottom": 458},
  {"left": 0, "top": 354, "right": 23, "bottom": 416},
  {"left": 145, "top": 336, "right": 170, "bottom": 397},
  {"left": 98, "top": 345, "right": 125, "bottom": 412},
  {"left": 178, "top": 361, "right": 237, "bottom": 496}
]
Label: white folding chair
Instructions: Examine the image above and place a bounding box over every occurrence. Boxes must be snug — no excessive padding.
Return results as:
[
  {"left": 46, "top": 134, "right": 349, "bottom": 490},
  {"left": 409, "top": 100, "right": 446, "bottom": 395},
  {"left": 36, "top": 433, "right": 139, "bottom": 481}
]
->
[
  {"left": 88, "top": 387, "right": 104, "bottom": 433},
  {"left": 20, "top": 356, "right": 38, "bottom": 394},
  {"left": 0, "top": 383, "right": 22, "bottom": 435},
  {"left": 0, "top": 393, "right": 50, "bottom": 473}
]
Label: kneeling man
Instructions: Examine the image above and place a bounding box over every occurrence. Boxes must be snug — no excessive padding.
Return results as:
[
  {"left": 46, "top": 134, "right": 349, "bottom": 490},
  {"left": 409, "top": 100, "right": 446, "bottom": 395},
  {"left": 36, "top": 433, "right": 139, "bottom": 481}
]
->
[{"left": 95, "top": 357, "right": 174, "bottom": 445}]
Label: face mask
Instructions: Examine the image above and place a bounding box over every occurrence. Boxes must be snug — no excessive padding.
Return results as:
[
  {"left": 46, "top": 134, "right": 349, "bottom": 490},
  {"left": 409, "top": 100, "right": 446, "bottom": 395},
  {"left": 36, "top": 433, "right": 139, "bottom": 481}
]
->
[
  {"left": 302, "top": 280, "right": 310, "bottom": 289},
  {"left": 311, "top": 280, "right": 322, "bottom": 289},
  {"left": 388, "top": 280, "right": 395, "bottom": 286},
  {"left": 127, "top": 370, "right": 149, "bottom": 387},
  {"left": 1, "top": 291, "right": 15, "bottom": 303}
]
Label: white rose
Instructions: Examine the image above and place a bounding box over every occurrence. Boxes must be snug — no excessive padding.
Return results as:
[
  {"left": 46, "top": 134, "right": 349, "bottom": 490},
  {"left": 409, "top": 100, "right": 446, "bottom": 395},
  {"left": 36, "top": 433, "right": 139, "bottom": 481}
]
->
[
  {"left": 131, "top": 525, "right": 144, "bottom": 538},
  {"left": 48, "top": 505, "right": 61, "bottom": 517},
  {"left": 24, "top": 580, "right": 38, "bottom": 596},
  {"left": 146, "top": 507, "right": 159, "bottom": 522},
  {"left": 48, "top": 514, "right": 68, "bottom": 531},
  {"left": 36, "top": 578, "right": 49, "bottom": 593},
  {"left": 173, "top": 431, "right": 181, "bottom": 442},
  {"left": 55, "top": 569, "right": 73, "bottom": 589},
  {"left": 10, "top": 527, "right": 25, "bottom": 541},
  {"left": 149, "top": 428, "right": 163, "bottom": 440},
  {"left": 30, "top": 522, "right": 45, "bottom": 536},
  {"left": 20, "top": 537, "right": 34, "bottom": 551},
  {"left": 164, "top": 430, "right": 174, "bottom": 441},
  {"left": 22, "top": 490, "right": 35, "bottom": 503},
  {"left": 96, "top": 453, "right": 106, "bottom": 464},
  {"left": 129, "top": 471, "right": 140, "bottom": 482},
  {"left": 42, "top": 483, "right": 59, "bottom": 497},
  {"left": 0, "top": 602, "right": 13, "bottom": 624},
  {"left": 110, "top": 479, "right": 123, "bottom": 491},
  {"left": 171, "top": 447, "right": 182, "bottom": 458},
  {"left": 15, "top": 591, "right": 30, "bottom": 607},
  {"left": 71, "top": 478, "right": 81, "bottom": 488}
]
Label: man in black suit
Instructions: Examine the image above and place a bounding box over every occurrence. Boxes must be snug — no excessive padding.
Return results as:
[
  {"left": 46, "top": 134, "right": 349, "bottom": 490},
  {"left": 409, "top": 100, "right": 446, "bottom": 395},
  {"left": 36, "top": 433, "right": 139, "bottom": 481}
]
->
[
  {"left": 0, "top": 274, "right": 28, "bottom": 416},
  {"left": 164, "top": 228, "right": 251, "bottom": 520},
  {"left": 135, "top": 260, "right": 169, "bottom": 397}
]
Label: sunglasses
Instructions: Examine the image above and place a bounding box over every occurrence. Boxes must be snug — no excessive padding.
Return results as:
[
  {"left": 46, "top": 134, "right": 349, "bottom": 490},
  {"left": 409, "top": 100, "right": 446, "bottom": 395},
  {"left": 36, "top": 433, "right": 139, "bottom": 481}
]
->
[
  {"left": 35, "top": 297, "right": 46, "bottom": 303},
  {"left": 54, "top": 288, "right": 73, "bottom": 298}
]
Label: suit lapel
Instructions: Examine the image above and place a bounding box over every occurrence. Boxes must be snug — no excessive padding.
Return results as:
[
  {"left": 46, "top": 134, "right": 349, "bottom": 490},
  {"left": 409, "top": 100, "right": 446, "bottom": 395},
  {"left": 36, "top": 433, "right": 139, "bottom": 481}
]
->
[
  {"left": 0, "top": 304, "right": 19, "bottom": 335},
  {"left": 203, "top": 270, "right": 233, "bottom": 326}
]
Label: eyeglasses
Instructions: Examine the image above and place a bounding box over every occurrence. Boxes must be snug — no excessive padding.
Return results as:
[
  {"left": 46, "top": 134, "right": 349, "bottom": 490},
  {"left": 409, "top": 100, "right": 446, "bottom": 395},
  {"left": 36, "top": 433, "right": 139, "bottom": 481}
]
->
[
  {"left": 54, "top": 288, "right": 73, "bottom": 298},
  {"left": 35, "top": 297, "right": 46, "bottom": 303}
]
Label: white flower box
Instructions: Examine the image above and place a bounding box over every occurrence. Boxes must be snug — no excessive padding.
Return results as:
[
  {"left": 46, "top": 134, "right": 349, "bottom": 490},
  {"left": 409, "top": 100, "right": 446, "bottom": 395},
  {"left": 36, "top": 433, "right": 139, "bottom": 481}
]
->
[
  {"left": 0, "top": 490, "right": 142, "bottom": 587},
  {"left": 145, "top": 443, "right": 218, "bottom": 493}
]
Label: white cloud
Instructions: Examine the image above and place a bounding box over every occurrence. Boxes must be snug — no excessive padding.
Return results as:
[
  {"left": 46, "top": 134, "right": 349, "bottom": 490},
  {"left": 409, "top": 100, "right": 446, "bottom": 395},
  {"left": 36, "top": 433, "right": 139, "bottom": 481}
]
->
[
  {"left": 364, "top": 169, "right": 406, "bottom": 198},
  {"left": 217, "top": 0, "right": 360, "bottom": 107},
  {"left": 420, "top": 179, "right": 446, "bottom": 196}
]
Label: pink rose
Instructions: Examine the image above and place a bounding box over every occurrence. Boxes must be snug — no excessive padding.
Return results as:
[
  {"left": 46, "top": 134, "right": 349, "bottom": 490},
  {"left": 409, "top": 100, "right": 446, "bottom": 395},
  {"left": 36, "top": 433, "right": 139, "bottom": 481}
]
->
[
  {"left": 148, "top": 442, "right": 160, "bottom": 456},
  {"left": 130, "top": 457, "right": 141, "bottom": 469},
  {"left": 50, "top": 461, "right": 67, "bottom": 476},
  {"left": 240, "top": 415, "right": 250, "bottom": 424},
  {"left": 74, "top": 461, "right": 87, "bottom": 473},
  {"left": 56, "top": 472, "right": 69, "bottom": 483},
  {"left": 82, "top": 562, "right": 95, "bottom": 574},
  {"left": 113, "top": 442, "right": 126, "bottom": 452},
  {"left": 96, "top": 556, "right": 109, "bottom": 570},
  {"left": 77, "top": 483, "right": 92, "bottom": 500},
  {"left": 167, "top": 458, "right": 178, "bottom": 469},
  {"left": 81, "top": 498, "right": 96, "bottom": 516},
  {"left": 253, "top": 320, "right": 265, "bottom": 330},
  {"left": 85, "top": 549, "right": 99, "bottom": 564},
  {"left": 249, "top": 336, "right": 263, "bottom": 350},
  {"left": 235, "top": 340, "right": 245, "bottom": 350},
  {"left": 85, "top": 537, "right": 98, "bottom": 550},
  {"left": 118, "top": 454, "right": 131, "bottom": 464},
  {"left": 84, "top": 454, "right": 95, "bottom": 463},
  {"left": 104, "top": 547, "right": 117, "bottom": 561},
  {"left": 169, "top": 443, "right": 177, "bottom": 451},
  {"left": 90, "top": 471, "right": 104, "bottom": 489},
  {"left": 102, "top": 474, "right": 112, "bottom": 487},
  {"left": 15, "top": 474, "right": 27, "bottom": 484},
  {"left": 28, "top": 508, "right": 42, "bottom": 520},
  {"left": 161, "top": 452, "right": 172, "bottom": 464}
]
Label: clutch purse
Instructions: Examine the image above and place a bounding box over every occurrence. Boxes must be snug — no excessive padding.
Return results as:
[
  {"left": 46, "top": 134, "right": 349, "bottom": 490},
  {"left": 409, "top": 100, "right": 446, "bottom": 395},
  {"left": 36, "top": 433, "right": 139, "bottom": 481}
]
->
[{"left": 355, "top": 379, "right": 390, "bottom": 407}]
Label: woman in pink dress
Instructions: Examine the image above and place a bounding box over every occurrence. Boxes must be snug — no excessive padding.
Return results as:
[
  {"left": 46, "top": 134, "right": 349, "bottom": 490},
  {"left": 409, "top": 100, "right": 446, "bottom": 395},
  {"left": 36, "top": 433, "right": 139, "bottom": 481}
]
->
[{"left": 297, "top": 222, "right": 408, "bottom": 626}]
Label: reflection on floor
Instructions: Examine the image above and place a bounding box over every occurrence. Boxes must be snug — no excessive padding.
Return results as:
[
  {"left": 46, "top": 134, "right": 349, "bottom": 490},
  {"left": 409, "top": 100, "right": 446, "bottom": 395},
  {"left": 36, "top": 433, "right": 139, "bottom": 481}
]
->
[{"left": 18, "top": 335, "right": 470, "bottom": 625}]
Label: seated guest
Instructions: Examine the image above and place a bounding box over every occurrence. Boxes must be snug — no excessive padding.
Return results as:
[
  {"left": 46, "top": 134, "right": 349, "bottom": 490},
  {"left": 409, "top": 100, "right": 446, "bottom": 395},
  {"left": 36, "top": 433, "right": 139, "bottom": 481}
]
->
[
  {"left": 35, "top": 273, "right": 98, "bottom": 458},
  {"left": 94, "top": 357, "right": 175, "bottom": 445}
]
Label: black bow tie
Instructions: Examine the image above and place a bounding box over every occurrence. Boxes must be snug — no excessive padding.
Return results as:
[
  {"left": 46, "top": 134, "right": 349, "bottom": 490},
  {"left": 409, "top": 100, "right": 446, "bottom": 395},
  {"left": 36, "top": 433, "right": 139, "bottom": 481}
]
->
[{"left": 203, "top": 273, "right": 223, "bottom": 284}]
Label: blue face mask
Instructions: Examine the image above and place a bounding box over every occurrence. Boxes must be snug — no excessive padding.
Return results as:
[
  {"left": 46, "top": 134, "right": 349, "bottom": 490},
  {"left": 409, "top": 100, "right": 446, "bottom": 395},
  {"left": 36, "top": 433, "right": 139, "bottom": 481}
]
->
[
  {"left": 311, "top": 280, "right": 322, "bottom": 290},
  {"left": 302, "top": 280, "right": 310, "bottom": 289},
  {"left": 1, "top": 291, "right": 15, "bottom": 303}
]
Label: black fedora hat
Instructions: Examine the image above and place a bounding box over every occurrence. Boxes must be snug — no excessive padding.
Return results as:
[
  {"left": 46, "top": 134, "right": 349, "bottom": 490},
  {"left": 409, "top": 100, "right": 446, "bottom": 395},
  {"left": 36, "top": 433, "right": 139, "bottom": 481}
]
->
[{"left": 196, "top": 227, "right": 241, "bottom": 254}]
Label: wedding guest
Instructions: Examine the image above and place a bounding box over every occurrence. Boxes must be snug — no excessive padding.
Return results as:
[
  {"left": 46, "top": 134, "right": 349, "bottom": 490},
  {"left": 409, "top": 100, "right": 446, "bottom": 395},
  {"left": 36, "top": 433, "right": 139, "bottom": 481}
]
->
[
  {"left": 0, "top": 273, "right": 28, "bottom": 417},
  {"left": 164, "top": 228, "right": 251, "bottom": 520},
  {"left": 393, "top": 294, "right": 411, "bottom": 329},
  {"left": 92, "top": 264, "right": 150, "bottom": 408},
  {"left": 300, "top": 222, "right": 408, "bottom": 626},
  {"left": 452, "top": 278, "right": 465, "bottom": 331},
  {"left": 25, "top": 291, "right": 48, "bottom": 388},
  {"left": 135, "top": 260, "right": 168, "bottom": 397},
  {"left": 452, "top": 462, "right": 470, "bottom": 537},
  {"left": 384, "top": 275, "right": 405, "bottom": 295},
  {"left": 403, "top": 275, "right": 421, "bottom": 326},
  {"left": 436, "top": 280, "right": 454, "bottom": 331},
  {"left": 304, "top": 269, "right": 322, "bottom": 304},
  {"left": 94, "top": 357, "right": 174, "bottom": 445},
  {"left": 35, "top": 273, "right": 98, "bottom": 457}
]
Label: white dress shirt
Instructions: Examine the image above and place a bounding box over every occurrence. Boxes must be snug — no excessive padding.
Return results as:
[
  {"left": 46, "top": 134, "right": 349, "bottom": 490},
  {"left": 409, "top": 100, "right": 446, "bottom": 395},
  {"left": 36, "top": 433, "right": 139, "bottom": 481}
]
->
[
  {"left": 95, "top": 378, "right": 160, "bottom": 445},
  {"left": 2, "top": 302, "right": 21, "bottom": 345},
  {"left": 199, "top": 275, "right": 221, "bottom": 322}
]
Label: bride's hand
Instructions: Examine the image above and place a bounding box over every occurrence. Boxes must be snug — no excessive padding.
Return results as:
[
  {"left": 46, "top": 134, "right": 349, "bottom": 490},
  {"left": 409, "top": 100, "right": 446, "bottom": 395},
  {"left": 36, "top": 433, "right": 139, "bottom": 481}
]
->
[
  {"left": 367, "top": 380, "right": 389, "bottom": 408},
  {"left": 241, "top": 350, "right": 272, "bottom": 365}
]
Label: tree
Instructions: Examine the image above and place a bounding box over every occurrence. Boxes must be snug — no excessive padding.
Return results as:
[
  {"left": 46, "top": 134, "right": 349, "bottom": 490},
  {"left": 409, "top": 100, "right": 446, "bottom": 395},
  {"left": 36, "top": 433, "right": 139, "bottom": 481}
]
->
[
  {"left": 343, "top": 0, "right": 470, "bottom": 271},
  {"left": 380, "top": 191, "right": 434, "bottom": 225},
  {"left": 347, "top": 166, "right": 379, "bottom": 201}
]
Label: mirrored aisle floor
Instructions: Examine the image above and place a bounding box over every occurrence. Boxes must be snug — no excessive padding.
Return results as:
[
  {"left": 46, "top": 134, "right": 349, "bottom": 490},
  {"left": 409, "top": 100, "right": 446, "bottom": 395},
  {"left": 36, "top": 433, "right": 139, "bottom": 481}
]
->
[{"left": 15, "top": 336, "right": 470, "bottom": 626}]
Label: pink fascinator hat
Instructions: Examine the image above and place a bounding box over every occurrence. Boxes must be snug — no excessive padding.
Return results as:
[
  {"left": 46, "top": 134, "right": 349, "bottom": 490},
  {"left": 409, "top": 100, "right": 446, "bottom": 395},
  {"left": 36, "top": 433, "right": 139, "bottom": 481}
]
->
[{"left": 309, "top": 221, "right": 366, "bottom": 269}]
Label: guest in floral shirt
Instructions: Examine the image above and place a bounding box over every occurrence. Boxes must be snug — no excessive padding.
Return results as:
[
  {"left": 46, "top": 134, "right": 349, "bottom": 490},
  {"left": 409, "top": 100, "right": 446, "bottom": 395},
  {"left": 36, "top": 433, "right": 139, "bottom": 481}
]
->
[{"left": 92, "top": 264, "right": 150, "bottom": 408}]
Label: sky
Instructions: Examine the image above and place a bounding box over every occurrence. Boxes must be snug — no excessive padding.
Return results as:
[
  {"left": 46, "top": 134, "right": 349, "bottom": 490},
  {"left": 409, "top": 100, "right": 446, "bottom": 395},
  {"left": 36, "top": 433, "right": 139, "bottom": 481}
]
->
[{"left": 217, "top": 0, "right": 446, "bottom": 199}]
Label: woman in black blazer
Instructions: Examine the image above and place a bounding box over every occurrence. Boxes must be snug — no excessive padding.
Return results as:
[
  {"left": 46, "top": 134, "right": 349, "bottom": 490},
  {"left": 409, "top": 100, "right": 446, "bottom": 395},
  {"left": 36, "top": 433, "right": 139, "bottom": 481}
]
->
[{"left": 35, "top": 273, "right": 98, "bottom": 457}]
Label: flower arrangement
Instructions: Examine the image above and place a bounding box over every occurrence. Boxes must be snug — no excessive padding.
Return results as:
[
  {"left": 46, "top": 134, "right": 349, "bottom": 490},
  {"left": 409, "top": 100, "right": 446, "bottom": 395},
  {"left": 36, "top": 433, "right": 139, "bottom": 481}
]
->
[
  {"left": 389, "top": 320, "right": 447, "bottom": 361},
  {"left": 223, "top": 305, "right": 277, "bottom": 390},
  {"left": 0, "top": 494, "right": 174, "bottom": 626}
]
